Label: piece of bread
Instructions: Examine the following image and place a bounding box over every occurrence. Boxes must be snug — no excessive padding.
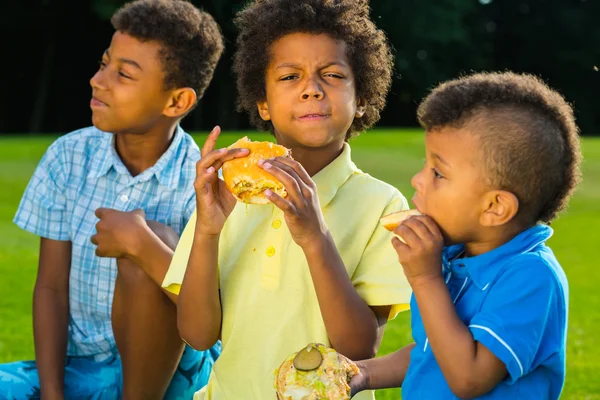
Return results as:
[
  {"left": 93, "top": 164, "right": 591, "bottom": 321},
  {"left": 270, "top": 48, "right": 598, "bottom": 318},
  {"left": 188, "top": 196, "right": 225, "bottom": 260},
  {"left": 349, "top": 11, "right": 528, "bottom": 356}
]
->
[
  {"left": 275, "top": 343, "right": 359, "bottom": 400},
  {"left": 379, "top": 209, "right": 422, "bottom": 243},
  {"left": 222, "top": 136, "right": 291, "bottom": 204}
]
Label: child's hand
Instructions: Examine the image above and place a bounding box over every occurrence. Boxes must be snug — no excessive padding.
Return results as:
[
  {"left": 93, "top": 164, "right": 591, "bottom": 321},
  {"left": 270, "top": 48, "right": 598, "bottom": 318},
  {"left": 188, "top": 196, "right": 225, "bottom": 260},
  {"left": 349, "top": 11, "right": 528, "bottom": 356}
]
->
[
  {"left": 91, "top": 208, "right": 148, "bottom": 259},
  {"left": 349, "top": 360, "right": 369, "bottom": 397},
  {"left": 259, "top": 157, "right": 327, "bottom": 249},
  {"left": 195, "top": 126, "right": 249, "bottom": 236},
  {"left": 392, "top": 215, "right": 444, "bottom": 287}
]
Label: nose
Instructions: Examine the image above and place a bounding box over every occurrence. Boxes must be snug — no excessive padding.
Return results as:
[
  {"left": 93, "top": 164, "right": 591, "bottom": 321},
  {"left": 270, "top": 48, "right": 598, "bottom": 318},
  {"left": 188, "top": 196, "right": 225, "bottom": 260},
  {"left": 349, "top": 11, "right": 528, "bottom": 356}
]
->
[
  {"left": 411, "top": 169, "right": 424, "bottom": 191},
  {"left": 90, "top": 68, "right": 107, "bottom": 91},
  {"left": 301, "top": 76, "right": 323, "bottom": 100}
]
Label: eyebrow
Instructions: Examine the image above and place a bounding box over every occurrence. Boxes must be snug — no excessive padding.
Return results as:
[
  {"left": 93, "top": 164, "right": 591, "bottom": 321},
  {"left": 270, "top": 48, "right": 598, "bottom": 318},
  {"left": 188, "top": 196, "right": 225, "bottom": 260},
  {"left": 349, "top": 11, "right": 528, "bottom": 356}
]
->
[
  {"left": 103, "top": 50, "right": 143, "bottom": 71},
  {"left": 433, "top": 153, "right": 451, "bottom": 167},
  {"left": 275, "top": 61, "right": 348, "bottom": 70}
]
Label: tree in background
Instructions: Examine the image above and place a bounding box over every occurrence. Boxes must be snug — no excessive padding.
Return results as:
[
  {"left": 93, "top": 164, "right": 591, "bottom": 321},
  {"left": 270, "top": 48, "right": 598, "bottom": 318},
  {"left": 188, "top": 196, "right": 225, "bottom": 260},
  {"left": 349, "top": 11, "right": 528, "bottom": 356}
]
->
[{"left": 0, "top": 0, "right": 598, "bottom": 134}]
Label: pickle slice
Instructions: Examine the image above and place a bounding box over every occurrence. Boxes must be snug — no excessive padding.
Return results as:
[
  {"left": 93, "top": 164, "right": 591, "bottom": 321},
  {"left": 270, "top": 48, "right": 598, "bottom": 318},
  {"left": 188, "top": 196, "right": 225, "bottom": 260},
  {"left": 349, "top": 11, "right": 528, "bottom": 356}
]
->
[{"left": 293, "top": 344, "right": 323, "bottom": 371}]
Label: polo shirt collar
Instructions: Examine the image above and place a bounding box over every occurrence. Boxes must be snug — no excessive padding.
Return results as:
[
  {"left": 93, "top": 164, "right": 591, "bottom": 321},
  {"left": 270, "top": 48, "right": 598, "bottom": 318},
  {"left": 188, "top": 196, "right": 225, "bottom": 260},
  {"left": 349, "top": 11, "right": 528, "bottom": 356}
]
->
[
  {"left": 87, "top": 125, "right": 185, "bottom": 189},
  {"left": 443, "top": 224, "right": 553, "bottom": 289},
  {"left": 312, "top": 143, "right": 357, "bottom": 208}
]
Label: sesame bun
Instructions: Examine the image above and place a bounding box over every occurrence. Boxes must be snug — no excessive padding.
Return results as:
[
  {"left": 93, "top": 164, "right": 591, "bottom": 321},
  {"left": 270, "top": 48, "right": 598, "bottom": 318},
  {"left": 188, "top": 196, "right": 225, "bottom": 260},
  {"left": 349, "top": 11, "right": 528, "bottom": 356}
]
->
[{"left": 222, "top": 136, "right": 291, "bottom": 205}]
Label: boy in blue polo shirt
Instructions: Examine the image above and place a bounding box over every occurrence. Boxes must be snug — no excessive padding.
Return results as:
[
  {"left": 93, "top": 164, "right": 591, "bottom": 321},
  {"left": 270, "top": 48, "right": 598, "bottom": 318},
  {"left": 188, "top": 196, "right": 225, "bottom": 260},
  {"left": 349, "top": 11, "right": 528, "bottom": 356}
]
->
[{"left": 350, "top": 71, "right": 582, "bottom": 399}]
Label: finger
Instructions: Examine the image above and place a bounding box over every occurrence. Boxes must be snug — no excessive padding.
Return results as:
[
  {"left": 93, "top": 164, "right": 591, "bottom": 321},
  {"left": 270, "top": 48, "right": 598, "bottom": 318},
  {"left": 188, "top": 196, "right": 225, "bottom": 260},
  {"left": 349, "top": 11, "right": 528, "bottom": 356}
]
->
[
  {"left": 195, "top": 166, "right": 218, "bottom": 194},
  {"left": 391, "top": 236, "right": 411, "bottom": 254},
  {"left": 90, "top": 234, "right": 98, "bottom": 246},
  {"left": 392, "top": 224, "right": 420, "bottom": 247},
  {"left": 261, "top": 161, "right": 303, "bottom": 200},
  {"left": 416, "top": 215, "right": 443, "bottom": 239},
  {"left": 267, "top": 157, "right": 313, "bottom": 187},
  {"left": 265, "top": 189, "right": 297, "bottom": 214},
  {"left": 132, "top": 209, "right": 146, "bottom": 219},
  {"left": 95, "top": 208, "right": 108, "bottom": 219},
  {"left": 401, "top": 217, "right": 434, "bottom": 241},
  {"left": 196, "top": 148, "right": 249, "bottom": 175},
  {"left": 200, "top": 126, "right": 221, "bottom": 157}
]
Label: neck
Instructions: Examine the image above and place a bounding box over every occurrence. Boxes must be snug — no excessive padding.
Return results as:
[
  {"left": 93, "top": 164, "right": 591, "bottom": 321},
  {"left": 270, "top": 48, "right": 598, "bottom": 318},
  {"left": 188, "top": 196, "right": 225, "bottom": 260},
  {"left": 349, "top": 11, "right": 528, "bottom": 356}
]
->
[
  {"left": 463, "top": 223, "right": 531, "bottom": 257},
  {"left": 114, "top": 124, "right": 177, "bottom": 176},
  {"left": 274, "top": 135, "right": 345, "bottom": 177}
]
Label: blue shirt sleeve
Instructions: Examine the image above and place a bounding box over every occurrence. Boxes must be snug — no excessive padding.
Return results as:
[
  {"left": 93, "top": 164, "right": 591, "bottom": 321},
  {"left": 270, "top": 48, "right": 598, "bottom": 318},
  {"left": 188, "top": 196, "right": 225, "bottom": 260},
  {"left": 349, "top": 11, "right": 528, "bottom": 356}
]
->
[
  {"left": 468, "top": 256, "right": 565, "bottom": 383},
  {"left": 13, "top": 140, "right": 71, "bottom": 240}
]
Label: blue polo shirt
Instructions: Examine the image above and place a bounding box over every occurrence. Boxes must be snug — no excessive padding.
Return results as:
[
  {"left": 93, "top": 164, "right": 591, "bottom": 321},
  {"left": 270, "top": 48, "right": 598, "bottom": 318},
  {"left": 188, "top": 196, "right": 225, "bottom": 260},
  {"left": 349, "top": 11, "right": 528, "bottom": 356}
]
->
[{"left": 402, "top": 224, "right": 568, "bottom": 399}]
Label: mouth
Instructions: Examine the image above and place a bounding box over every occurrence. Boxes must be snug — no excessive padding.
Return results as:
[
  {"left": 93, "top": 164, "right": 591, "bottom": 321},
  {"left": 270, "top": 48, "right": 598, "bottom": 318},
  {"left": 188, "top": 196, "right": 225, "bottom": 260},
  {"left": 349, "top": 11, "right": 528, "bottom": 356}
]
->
[
  {"left": 297, "top": 113, "right": 331, "bottom": 121},
  {"left": 90, "top": 97, "right": 108, "bottom": 108},
  {"left": 411, "top": 196, "right": 423, "bottom": 213}
]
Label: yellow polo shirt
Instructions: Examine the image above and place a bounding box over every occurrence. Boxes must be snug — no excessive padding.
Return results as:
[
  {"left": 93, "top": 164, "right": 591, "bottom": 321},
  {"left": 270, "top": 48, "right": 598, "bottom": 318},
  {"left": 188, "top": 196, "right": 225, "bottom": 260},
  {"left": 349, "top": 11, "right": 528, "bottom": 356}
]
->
[{"left": 163, "top": 143, "right": 411, "bottom": 400}]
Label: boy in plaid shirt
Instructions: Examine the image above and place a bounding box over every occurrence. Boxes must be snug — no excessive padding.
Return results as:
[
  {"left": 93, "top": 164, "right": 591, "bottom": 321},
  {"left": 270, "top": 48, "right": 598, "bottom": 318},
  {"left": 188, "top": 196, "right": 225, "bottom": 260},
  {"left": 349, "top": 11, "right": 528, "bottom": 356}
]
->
[{"left": 0, "top": 1, "right": 223, "bottom": 398}]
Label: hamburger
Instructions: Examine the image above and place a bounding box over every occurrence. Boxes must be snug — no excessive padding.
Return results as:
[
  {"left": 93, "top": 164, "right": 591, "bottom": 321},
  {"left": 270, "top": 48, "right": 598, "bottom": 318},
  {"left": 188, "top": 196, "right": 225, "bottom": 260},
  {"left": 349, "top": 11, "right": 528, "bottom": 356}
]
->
[
  {"left": 379, "top": 209, "right": 422, "bottom": 243},
  {"left": 222, "top": 136, "right": 291, "bottom": 204},
  {"left": 275, "top": 343, "right": 359, "bottom": 400}
]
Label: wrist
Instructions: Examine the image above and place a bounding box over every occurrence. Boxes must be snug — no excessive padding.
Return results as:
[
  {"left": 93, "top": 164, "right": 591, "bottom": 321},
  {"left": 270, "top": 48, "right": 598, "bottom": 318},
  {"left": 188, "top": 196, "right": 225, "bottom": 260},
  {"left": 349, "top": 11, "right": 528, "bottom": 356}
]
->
[
  {"left": 408, "top": 273, "right": 445, "bottom": 291},
  {"left": 127, "top": 222, "right": 154, "bottom": 260},
  {"left": 300, "top": 230, "right": 331, "bottom": 255}
]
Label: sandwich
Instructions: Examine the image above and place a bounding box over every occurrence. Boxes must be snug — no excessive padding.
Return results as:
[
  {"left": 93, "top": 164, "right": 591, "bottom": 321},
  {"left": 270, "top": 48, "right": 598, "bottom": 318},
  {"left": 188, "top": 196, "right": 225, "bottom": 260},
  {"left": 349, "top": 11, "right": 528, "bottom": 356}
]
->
[
  {"left": 379, "top": 209, "right": 422, "bottom": 243},
  {"left": 275, "top": 343, "right": 359, "bottom": 400},
  {"left": 222, "top": 136, "right": 291, "bottom": 204}
]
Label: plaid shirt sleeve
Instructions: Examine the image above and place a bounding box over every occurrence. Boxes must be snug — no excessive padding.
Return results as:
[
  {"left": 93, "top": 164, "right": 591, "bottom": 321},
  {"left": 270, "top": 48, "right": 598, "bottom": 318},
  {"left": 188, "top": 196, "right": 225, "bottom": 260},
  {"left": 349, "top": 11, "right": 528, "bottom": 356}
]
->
[{"left": 13, "top": 140, "right": 71, "bottom": 240}]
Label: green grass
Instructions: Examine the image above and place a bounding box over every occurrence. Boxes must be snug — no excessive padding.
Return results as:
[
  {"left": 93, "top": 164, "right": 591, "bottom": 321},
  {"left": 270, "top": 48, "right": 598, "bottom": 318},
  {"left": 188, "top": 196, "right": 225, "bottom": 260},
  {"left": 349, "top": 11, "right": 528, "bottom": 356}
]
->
[{"left": 0, "top": 129, "right": 598, "bottom": 399}]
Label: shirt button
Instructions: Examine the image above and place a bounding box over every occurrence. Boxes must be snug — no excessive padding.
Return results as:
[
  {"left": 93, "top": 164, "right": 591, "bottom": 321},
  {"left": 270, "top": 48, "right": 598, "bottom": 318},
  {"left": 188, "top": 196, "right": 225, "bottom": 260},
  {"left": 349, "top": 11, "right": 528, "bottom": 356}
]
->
[
  {"left": 266, "top": 246, "right": 276, "bottom": 257},
  {"left": 272, "top": 219, "right": 282, "bottom": 229},
  {"left": 119, "top": 194, "right": 129, "bottom": 202}
]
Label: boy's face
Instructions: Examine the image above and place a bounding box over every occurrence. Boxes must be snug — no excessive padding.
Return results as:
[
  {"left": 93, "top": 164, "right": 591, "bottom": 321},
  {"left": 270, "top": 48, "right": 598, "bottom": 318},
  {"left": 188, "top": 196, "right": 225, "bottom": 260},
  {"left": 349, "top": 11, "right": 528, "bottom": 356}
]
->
[
  {"left": 257, "top": 33, "right": 364, "bottom": 149},
  {"left": 411, "top": 127, "right": 490, "bottom": 245},
  {"left": 90, "top": 31, "right": 172, "bottom": 134}
]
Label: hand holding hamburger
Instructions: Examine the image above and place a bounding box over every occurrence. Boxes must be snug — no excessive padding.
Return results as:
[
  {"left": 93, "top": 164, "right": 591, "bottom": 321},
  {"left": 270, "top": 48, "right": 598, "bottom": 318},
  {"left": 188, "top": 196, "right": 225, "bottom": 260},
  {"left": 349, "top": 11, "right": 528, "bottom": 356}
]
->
[{"left": 223, "top": 136, "right": 329, "bottom": 250}]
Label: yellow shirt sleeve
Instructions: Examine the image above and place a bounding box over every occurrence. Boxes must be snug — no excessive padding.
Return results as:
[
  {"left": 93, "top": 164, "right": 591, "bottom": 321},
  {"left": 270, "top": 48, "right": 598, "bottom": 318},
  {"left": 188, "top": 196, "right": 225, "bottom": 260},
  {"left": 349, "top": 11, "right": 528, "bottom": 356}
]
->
[
  {"left": 351, "top": 195, "right": 412, "bottom": 320},
  {"left": 162, "top": 210, "right": 197, "bottom": 295}
]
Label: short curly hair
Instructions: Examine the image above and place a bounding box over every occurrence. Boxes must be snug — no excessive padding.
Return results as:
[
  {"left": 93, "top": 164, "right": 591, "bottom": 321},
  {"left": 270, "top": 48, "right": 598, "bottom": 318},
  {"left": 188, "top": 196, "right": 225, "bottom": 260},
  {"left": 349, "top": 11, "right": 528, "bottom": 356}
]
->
[
  {"left": 233, "top": 0, "right": 393, "bottom": 139},
  {"left": 111, "top": 0, "right": 224, "bottom": 105},
  {"left": 417, "top": 71, "right": 582, "bottom": 224}
]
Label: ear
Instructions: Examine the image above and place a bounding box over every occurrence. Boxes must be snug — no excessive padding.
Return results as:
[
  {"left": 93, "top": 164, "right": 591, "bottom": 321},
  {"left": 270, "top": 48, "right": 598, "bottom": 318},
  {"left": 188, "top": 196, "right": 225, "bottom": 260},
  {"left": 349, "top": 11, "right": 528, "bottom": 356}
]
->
[
  {"left": 257, "top": 99, "right": 271, "bottom": 121},
  {"left": 355, "top": 97, "right": 367, "bottom": 119},
  {"left": 480, "top": 190, "right": 519, "bottom": 227},
  {"left": 163, "top": 88, "right": 197, "bottom": 118}
]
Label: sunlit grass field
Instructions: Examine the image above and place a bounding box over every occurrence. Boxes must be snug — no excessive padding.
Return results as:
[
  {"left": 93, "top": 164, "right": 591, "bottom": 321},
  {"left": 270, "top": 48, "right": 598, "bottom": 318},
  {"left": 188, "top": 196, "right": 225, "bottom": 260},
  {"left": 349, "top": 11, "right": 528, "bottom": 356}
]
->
[{"left": 0, "top": 129, "right": 598, "bottom": 399}]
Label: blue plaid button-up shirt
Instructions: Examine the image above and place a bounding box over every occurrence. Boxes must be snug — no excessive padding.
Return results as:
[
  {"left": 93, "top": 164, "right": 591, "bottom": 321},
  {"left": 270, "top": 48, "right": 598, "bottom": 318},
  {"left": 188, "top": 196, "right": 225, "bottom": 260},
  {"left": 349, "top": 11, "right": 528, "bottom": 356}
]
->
[{"left": 14, "top": 125, "right": 200, "bottom": 358}]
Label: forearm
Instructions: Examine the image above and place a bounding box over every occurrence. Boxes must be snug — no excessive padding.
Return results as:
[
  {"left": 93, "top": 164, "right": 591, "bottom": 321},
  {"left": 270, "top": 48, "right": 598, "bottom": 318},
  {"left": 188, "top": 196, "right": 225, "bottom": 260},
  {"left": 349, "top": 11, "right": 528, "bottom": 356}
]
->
[
  {"left": 33, "top": 286, "right": 69, "bottom": 397},
  {"left": 177, "top": 233, "right": 222, "bottom": 350},
  {"left": 361, "top": 343, "right": 415, "bottom": 390},
  {"left": 303, "top": 232, "right": 380, "bottom": 360},
  {"left": 126, "top": 224, "right": 175, "bottom": 287},
  {"left": 413, "top": 277, "right": 483, "bottom": 392}
]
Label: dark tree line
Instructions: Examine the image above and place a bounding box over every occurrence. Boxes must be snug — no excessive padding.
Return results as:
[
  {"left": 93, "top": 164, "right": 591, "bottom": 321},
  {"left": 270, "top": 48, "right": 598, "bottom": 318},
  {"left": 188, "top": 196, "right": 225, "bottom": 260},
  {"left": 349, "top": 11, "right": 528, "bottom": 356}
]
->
[{"left": 1, "top": 0, "right": 598, "bottom": 135}]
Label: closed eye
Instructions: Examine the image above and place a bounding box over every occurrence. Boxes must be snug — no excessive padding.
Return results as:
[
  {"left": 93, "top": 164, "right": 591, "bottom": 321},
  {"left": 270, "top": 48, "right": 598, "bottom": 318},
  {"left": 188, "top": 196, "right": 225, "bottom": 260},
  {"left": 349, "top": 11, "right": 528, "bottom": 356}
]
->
[
  {"left": 118, "top": 71, "right": 132, "bottom": 79},
  {"left": 280, "top": 75, "right": 298, "bottom": 81}
]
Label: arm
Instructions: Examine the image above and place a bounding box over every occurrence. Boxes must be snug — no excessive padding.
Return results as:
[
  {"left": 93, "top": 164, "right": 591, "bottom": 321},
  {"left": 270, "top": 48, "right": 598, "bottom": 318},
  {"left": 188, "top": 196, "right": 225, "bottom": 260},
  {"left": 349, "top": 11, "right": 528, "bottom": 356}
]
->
[
  {"left": 303, "top": 233, "right": 390, "bottom": 360},
  {"left": 177, "top": 232, "right": 222, "bottom": 350},
  {"left": 92, "top": 209, "right": 178, "bottom": 303},
  {"left": 351, "top": 342, "right": 415, "bottom": 395},
  {"left": 33, "top": 238, "right": 72, "bottom": 400},
  {"left": 413, "top": 277, "right": 506, "bottom": 397},
  {"left": 261, "top": 157, "right": 388, "bottom": 360},
  {"left": 393, "top": 216, "right": 506, "bottom": 398},
  {"left": 176, "top": 126, "right": 248, "bottom": 349}
]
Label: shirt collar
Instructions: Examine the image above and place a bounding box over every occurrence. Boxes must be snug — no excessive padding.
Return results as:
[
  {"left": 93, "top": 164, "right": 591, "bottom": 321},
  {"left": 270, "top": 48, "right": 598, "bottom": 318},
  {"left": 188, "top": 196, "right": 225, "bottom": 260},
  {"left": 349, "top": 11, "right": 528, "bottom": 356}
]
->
[
  {"left": 312, "top": 142, "right": 357, "bottom": 208},
  {"left": 443, "top": 224, "right": 553, "bottom": 289},
  {"left": 87, "top": 125, "right": 185, "bottom": 189}
]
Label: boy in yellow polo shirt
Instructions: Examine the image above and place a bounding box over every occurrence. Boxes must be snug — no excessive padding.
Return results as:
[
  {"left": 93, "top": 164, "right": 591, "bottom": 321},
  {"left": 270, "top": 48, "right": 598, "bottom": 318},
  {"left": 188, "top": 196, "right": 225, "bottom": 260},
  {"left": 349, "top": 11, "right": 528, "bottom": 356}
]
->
[{"left": 163, "top": 0, "right": 411, "bottom": 398}]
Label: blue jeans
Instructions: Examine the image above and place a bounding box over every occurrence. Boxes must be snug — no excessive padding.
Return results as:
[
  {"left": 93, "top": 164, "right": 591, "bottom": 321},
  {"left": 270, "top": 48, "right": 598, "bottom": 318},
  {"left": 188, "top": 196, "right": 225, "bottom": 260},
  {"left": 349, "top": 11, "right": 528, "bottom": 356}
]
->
[{"left": 0, "top": 344, "right": 220, "bottom": 400}]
